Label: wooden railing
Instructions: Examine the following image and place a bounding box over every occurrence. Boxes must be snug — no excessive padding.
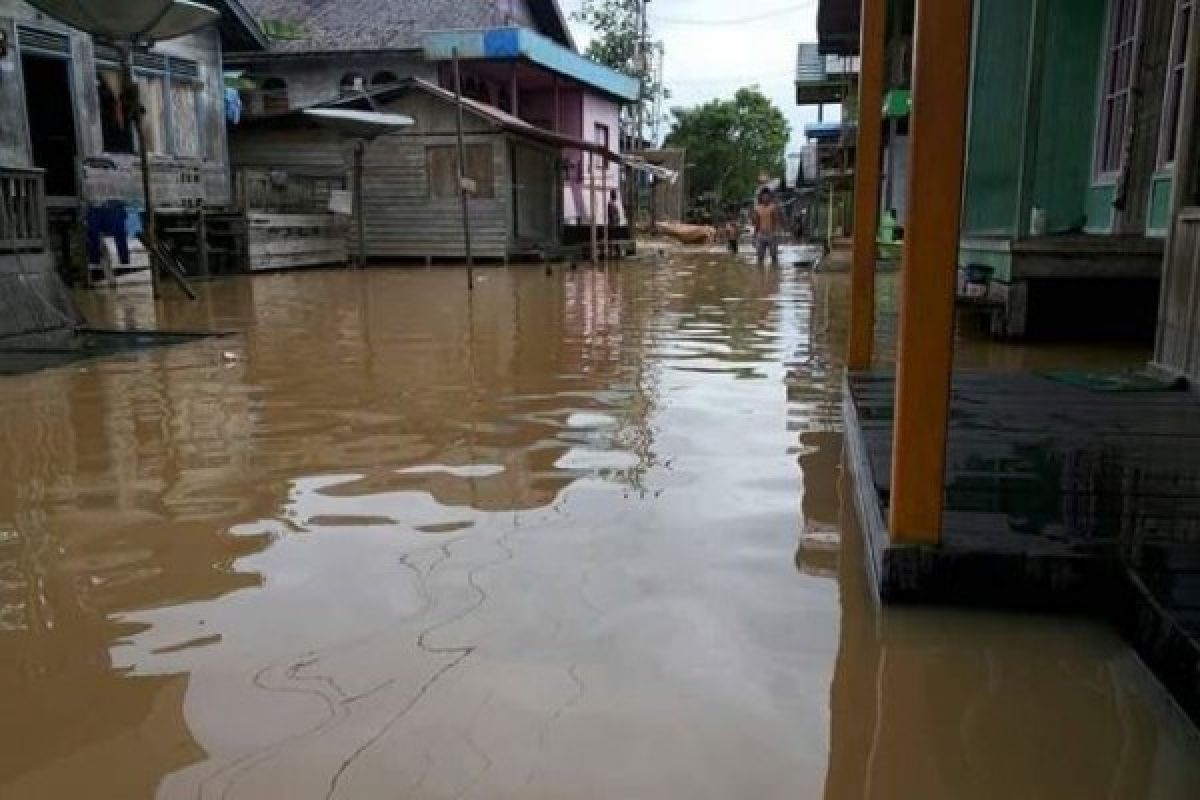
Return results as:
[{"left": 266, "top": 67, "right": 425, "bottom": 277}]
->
[{"left": 0, "top": 166, "right": 47, "bottom": 254}]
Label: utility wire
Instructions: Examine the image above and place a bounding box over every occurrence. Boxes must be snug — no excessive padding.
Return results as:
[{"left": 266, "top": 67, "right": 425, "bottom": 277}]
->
[{"left": 650, "top": 2, "right": 816, "bottom": 26}]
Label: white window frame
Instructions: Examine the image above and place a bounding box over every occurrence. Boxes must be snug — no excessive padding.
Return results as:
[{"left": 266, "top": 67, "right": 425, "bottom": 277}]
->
[
  {"left": 1159, "top": 0, "right": 1194, "bottom": 167},
  {"left": 1094, "top": 0, "right": 1144, "bottom": 181}
]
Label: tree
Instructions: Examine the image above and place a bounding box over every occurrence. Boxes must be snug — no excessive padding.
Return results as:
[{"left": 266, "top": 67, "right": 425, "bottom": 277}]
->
[
  {"left": 664, "top": 88, "right": 790, "bottom": 209},
  {"left": 572, "top": 0, "right": 667, "bottom": 142}
]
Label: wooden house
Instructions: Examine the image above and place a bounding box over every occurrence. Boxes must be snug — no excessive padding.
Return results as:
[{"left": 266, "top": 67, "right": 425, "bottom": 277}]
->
[
  {"left": 227, "top": 1, "right": 639, "bottom": 255},
  {"left": 816, "top": 0, "right": 1196, "bottom": 341},
  {"left": 229, "top": 78, "right": 618, "bottom": 262},
  {"left": 0, "top": 0, "right": 266, "bottom": 336}
]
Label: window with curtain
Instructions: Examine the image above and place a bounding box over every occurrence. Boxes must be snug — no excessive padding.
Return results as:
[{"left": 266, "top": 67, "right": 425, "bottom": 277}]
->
[
  {"left": 1160, "top": 0, "right": 1193, "bottom": 166},
  {"left": 1095, "top": 0, "right": 1141, "bottom": 177}
]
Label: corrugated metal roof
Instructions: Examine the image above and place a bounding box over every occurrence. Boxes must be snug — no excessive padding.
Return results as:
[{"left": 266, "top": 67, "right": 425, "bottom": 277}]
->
[{"left": 237, "top": 0, "right": 573, "bottom": 54}]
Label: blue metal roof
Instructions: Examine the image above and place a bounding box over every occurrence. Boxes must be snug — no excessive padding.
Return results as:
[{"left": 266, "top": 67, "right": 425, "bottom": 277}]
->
[
  {"left": 422, "top": 27, "right": 640, "bottom": 104},
  {"left": 804, "top": 122, "right": 845, "bottom": 142}
]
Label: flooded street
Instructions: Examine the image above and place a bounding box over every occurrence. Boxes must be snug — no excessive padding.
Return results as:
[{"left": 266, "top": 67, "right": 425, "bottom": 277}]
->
[{"left": 3, "top": 254, "right": 1199, "bottom": 798}]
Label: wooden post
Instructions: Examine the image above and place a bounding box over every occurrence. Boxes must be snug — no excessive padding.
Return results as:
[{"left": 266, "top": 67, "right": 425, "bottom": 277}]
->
[
  {"left": 453, "top": 48, "right": 475, "bottom": 291},
  {"left": 1155, "top": 1, "right": 1200, "bottom": 366},
  {"left": 124, "top": 44, "right": 159, "bottom": 298},
  {"left": 589, "top": 151, "right": 598, "bottom": 267},
  {"left": 602, "top": 155, "right": 610, "bottom": 264},
  {"left": 552, "top": 75, "right": 561, "bottom": 132},
  {"left": 510, "top": 64, "right": 519, "bottom": 118},
  {"left": 888, "top": 0, "right": 972, "bottom": 546},
  {"left": 353, "top": 140, "right": 366, "bottom": 268},
  {"left": 196, "top": 207, "right": 209, "bottom": 277},
  {"left": 848, "top": 0, "right": 887, "bottom": 369}
]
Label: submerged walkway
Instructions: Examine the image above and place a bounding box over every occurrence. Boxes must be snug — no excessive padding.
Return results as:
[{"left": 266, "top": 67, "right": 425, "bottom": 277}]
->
[
  {"left": 1, "top": 261, "right": 1198, "bottom": 797},
  {"left": 846, "top": 371, "right": 1200, "bottom": 723}
]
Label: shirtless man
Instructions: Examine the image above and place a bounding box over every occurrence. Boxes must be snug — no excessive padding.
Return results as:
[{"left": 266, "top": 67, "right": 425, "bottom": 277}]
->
[{"left": 752, "top": 188, "right": 782, "bottom": 267}]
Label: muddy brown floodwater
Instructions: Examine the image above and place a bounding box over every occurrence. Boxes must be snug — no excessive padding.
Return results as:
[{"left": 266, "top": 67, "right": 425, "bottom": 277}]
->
[{"left": 2, "top": 254, "right": 1199, "bottom": 799}]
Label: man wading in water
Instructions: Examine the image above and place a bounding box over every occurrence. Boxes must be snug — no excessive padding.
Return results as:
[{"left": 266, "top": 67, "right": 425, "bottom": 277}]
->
[{"left": 752, "top": 188, "right": 782, "bottom": 268}]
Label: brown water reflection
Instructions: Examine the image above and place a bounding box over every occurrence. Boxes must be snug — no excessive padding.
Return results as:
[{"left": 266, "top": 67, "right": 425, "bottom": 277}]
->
[{"left": 0, "top": 258, "right": 1195, "bottom": 798}]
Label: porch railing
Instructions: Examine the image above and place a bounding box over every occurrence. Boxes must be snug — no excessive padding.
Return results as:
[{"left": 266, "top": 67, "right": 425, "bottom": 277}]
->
[{"left": 0, "top": 167, "right": 47, "bottom": 254}]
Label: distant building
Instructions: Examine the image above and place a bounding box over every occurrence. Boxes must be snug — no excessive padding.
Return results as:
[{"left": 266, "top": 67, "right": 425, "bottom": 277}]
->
[{"left": 794, "top": 41, "right": 860, "bottom": 241}]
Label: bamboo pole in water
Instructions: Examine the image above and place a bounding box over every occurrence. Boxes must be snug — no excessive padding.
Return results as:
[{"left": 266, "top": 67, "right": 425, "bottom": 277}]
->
[
  {"left": 601, "top": 155, "right": 610, "bottom": 265},
  {"left": 589, "top": 152, "right": 598, "bottom": 267},
  {"left": 453, "top": 48, "right": 474, "bottom": 291}
]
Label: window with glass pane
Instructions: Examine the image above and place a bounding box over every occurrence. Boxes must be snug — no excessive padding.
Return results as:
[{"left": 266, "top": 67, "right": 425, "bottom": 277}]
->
[
  {"left": 135, "top": 74, "right": 167, "bottom": 155},
  {"left": 1160, "top": 0, "right": 1193, "bottom": 165},
  {"left": 1096, "top": 0, "right": 1141, "bottom": 176},
  {"left": 170, "top": 79, "right": 202, "bottom": 157}
]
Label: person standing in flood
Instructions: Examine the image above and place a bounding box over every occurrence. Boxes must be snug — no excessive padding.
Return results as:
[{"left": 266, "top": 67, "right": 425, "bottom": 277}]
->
[
  {"left": 752, "top": 188, "right": 782, "bottom": 267},
  {"left": 724, "top": 210, "right": 740, "bottom": 255}
]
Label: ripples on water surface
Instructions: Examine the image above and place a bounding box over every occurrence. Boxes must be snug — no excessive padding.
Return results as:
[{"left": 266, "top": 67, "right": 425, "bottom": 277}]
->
[{"left": 1, "top": 257, "right": 1197, "bottom": 798}]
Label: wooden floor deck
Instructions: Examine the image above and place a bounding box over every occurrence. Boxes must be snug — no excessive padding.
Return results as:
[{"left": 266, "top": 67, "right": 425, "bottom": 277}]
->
[{"left": 844, "top": 370, "right": 1200, "bottom": 723}]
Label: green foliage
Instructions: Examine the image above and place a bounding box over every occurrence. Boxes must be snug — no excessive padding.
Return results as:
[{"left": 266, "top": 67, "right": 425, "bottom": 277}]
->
[
  {"left": 572, "top": 0, "right": 667, "bottom": 141},
  {"left": 572, "top": 0, "right": 642, "bottom": 77},
  {"left": 664, "top": 88, "right": 790, "bottom": 207}
]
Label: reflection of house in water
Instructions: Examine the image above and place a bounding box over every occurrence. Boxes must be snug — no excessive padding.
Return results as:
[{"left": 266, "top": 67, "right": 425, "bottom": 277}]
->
[
  {"left": 823, "top": 490, "right": 1200, "bottom": 800},
  {"left": 223, "top": 267, "right": 657, "bottom": 515},
  {"left": 0, "top": 350, "right": 275, "bottom": 795}
]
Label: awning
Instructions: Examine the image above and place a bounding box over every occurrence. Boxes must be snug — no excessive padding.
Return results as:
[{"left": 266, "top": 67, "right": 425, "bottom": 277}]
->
[
  {"left": 302, "top": 109, "right": 415, "bottom": 140},
  {"left": 622, "top": 155, "right": 678, "bottom": 184}
]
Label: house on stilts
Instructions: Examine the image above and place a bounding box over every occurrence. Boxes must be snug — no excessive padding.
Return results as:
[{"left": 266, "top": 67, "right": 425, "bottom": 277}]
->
[
  {"left": 830, "top": 0, "right": 1200, "bottom": 724},
  {"left": 0, "top": 0, "right": 267, "bottom": 338},
  {"left": 226, "top": 0, "right": 642, "bottom": 264}
]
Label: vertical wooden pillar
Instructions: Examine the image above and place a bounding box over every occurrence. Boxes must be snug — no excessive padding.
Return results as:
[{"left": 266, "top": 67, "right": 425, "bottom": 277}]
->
[
  {"left": 849, "top": 0, "right": 887, "bottom": 370},
  {"left": 888, "top": 0, "right": 972, "bottom": 546},
  {"left": 510, "top": 64, "right": 520, "bottom": 118},
  {"left": 602, "top": 156, "right": 610, "bottom": 264},
  {"left": 589, "top": 151, "right": 598, "bottom": 267}
]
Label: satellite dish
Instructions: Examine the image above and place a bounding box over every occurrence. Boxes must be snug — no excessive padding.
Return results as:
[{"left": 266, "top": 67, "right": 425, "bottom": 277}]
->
[{"left": 22, "top": 0, "right": 219, "bottom": 42}]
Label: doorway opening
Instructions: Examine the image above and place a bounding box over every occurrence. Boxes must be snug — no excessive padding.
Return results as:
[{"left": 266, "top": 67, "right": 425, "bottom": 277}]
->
[{"left": 20, "top": 53, "right": 79, "bottom": 199}]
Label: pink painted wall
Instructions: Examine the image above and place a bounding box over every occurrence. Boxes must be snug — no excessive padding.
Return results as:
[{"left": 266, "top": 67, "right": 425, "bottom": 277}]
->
[{"left": 565, "top": 92, "right": 623, "bottom": 225}]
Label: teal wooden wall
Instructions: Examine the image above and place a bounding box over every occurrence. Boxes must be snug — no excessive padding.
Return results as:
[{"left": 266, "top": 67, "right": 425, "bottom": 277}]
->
[
  {"left": 963, "top": 0, "right": 1105, "bottom": 237},
  {"left": 963, "top": 0, "right": 1033, "bottom": 235},
  {"left": 1030, "top": 0, "right": 1106, "bottom": 233},
  {"left": 1147, "top": 174, "right": 1174, "bottom": 235}
]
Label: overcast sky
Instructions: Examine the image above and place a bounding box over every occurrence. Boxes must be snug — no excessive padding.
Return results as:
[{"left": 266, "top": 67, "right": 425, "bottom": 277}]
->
[{"left": 559, "top": 0, "right": 828, "bottom": 155}]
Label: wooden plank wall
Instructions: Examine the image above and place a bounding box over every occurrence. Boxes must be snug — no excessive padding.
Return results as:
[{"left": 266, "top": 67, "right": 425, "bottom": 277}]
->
[
  {"left": 1158, "top": 210, "right": 1200, "bottom": 381},
  {"left": 230, "top": 91, "right": 573, "bottom": 261}
]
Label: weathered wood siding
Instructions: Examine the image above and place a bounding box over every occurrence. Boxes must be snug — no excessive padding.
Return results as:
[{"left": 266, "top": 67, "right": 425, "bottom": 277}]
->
[
  {"left": 0, "top": 1, "right": 232, "bottom": 206},
  {"left": 1157, "top": 209, "right": 1200, "bottom": 379},
  {"left": 230, "top": 90, "right": 564, "bottom": 260},
  {"left": 1116, "top": 0, "right": 1175, "bottom": 234}
]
